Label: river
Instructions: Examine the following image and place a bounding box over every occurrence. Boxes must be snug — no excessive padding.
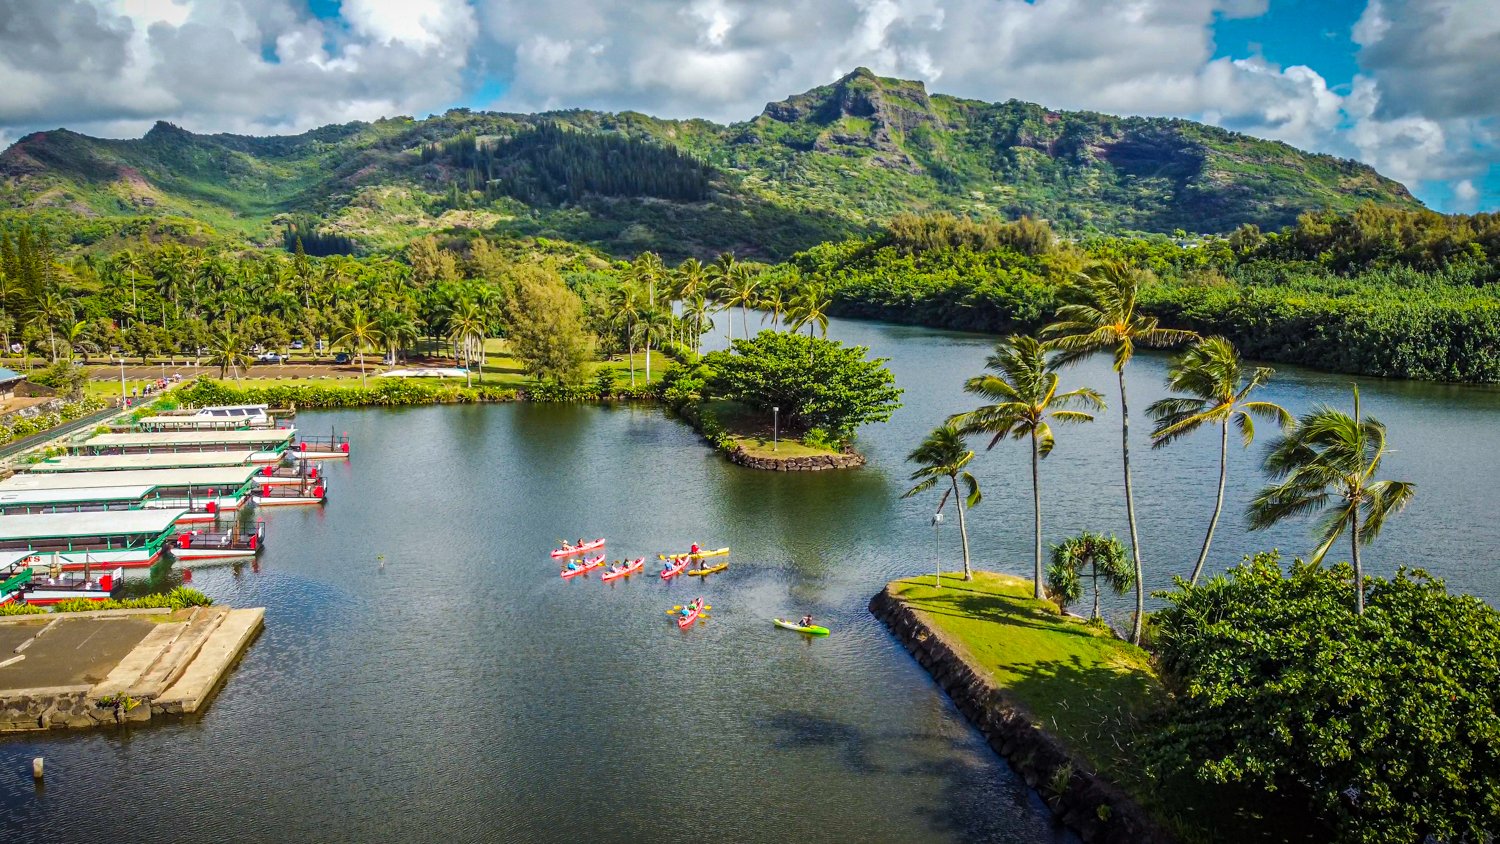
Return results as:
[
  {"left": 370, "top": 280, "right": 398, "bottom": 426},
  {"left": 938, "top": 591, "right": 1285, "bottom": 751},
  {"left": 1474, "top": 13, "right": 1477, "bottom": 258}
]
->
[{"left": 2, "top": 317, "right": 1496, "bottom": 842}]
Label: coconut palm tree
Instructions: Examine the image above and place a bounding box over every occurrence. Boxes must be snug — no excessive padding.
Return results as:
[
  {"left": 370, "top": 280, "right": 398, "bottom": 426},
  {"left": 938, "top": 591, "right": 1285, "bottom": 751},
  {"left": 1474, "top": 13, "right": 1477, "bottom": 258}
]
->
[
  {"left": 609, "top": 284, "right": 644, "bottom": 387},
  {"left": 1248, "top": 387, "right": 1415, "bottom": 614},
  {"left": 634, "top": 305, "right": 670, "bottom": 384},
  {"left": 788, "top": 282, "right": 831, "bottom": 340},
  {"left": 1046, "top": 532, "right": 1133, "bottom": 621},
  {"left": 1044, "top": 260, "right": 1196, "bottom": 644},
  {"left": 950, "top": 335, "right": 1104, "bottom": 600},
  {"left": 683, "top": 292, "right": 712, "bottom": 354},
  {"left": 902, "top": 424, "right": 982, "bottom": 582},
  {"left": 1147, "top": 337, "right": 1292, "bottom": 585},
  {"left": 629, "top": 251, "right": 667, "bottom": 308},
  {"left": 759, "top": 283, "right": 787, "bottom": 330},
  {"left": 334, "top": 304, "right": 382, "bottom": 388},
  {"left": 28, "top": 291, "right": 72, "bottom": 363},
  {"left": 447, "top": 300, "right": 488, "bottom": 387},
  {"left": 721, "top": 264, "right": 761, "bottom": 339},
  {"left": 206, "top": 321, "right": 252, "bottom": 385}
]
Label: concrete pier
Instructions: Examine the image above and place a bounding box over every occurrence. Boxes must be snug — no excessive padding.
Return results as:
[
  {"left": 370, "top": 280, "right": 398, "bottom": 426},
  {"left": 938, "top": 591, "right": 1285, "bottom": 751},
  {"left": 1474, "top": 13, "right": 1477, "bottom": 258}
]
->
[{"left": 0, "top": 605, "right": 263, "bottom": 732}]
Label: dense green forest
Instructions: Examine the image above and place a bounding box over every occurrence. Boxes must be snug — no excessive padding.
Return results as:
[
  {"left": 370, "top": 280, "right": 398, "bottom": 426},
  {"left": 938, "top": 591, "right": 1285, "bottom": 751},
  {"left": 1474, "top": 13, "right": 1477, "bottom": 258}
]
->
[
  {"left": 790, "top": 206, "right": 1500, "bottom": 381},
  {"left": 0, "top": 69, "right": 1418, "bottom": 259}
]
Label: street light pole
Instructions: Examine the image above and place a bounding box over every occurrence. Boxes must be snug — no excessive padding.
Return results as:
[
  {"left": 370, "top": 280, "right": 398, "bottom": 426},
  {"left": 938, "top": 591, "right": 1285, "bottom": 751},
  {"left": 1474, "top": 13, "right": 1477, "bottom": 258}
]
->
[{"left": 772, "top": 406, "right": 779, "bottom": 452}]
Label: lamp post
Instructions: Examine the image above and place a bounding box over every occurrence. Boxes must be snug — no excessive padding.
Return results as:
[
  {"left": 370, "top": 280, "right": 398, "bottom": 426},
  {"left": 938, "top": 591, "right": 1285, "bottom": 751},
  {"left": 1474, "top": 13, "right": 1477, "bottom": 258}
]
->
[
  {"left": 772, "top": 406, "right": 779, "bottom": 452},
  {"left": 932, "top": 511, "right": 945, "bottom": 587}
]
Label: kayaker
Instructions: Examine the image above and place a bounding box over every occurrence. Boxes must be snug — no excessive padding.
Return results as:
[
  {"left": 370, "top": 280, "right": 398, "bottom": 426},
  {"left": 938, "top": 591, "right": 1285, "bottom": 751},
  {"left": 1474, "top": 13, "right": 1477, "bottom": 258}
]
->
[
  {"left": 690, "top": 542, "right": 701, "bottom": 555},
  {"left": 800, "top": 614, "right": 813, "bottom": 628}
]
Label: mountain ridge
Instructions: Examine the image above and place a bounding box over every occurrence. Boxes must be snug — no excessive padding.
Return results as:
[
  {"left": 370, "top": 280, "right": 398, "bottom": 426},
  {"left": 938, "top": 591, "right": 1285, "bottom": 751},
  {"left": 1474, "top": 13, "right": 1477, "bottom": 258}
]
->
[{"left": 0, "top": 67, "right": 1422, "bottom": 258}]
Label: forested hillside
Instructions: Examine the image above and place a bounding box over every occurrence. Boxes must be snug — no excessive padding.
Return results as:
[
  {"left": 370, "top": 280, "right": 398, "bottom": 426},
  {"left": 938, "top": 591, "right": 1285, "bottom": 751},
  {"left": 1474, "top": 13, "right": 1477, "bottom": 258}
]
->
[{"left": 0, "top": 68, "right": 1419, "bottom": 260}]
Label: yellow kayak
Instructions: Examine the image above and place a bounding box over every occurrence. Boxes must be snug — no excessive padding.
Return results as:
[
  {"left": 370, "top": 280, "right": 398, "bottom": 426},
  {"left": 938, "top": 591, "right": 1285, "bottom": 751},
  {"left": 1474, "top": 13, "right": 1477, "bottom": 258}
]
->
[
  {"left": 659, "top": 547, "right": 729, "bottom": 561},
  {"left": 686, "top": 562, "right": 728, "bottom": 577}
]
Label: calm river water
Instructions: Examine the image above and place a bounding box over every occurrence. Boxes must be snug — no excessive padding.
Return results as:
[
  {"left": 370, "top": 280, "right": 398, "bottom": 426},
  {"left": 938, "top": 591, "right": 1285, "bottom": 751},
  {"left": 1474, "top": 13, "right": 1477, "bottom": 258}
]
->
[{"left": 2, "top": 317, "right": 1497, "bottom": 842}]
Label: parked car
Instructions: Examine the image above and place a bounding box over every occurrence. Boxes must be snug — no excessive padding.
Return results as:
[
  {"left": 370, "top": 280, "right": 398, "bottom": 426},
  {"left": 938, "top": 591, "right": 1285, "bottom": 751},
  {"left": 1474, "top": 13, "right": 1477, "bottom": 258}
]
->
[
  {"left": 290, "top": 340, "right": 305, "bottom": 350},
  {"left": 332, "top": 352, "right": 351, "bottom": 365},
  {"left": 256, "top": 352, "right": 287, "bottom": 363}
]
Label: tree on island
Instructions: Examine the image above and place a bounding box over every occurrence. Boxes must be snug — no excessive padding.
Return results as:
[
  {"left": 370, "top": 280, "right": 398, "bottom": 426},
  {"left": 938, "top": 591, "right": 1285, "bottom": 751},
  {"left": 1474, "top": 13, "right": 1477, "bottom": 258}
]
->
[
  {"left": 1247, "top": 387, "right": 1415, "bottom": 614},
  {"left": 504, "top": 265, "right": 594, "bottom": 385},
  {"left": 950, "top": 334, "right": 1103, "bottom": 600},
  {"left": 1148, "top": 337, "right": 1291, "bottom": 585},
  {"left": 700, "top": 330, "right": 901, "bottom": 446},
  {"left": 903, "top": 424, "right": 981, "bottom": 582},
  {"left": 1044, "top": 532, "right": 1133, "bottom": 621},
  {"left": 1045, "top": 261, "right": 1196, "bottom": 644}
]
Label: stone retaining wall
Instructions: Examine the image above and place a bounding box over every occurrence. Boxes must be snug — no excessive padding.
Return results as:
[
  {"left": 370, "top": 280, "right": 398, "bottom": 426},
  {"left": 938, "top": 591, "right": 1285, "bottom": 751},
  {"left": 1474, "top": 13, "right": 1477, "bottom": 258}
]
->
[
  {"left": 0, "top": 685, "right": 151, "bottom": 732},
  {"left": 727, "top": 445, "right": 866, "bottom": 471},
  {"left": 869, "top": 585, "right": 1173, "bottom": 844}
]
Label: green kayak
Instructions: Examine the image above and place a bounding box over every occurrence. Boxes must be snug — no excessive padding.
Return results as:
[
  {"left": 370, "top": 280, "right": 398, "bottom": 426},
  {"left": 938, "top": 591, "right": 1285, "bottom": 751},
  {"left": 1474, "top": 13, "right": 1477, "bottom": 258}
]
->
[{"left": 773, "top": 618, "right": 830, "bottom": 636}]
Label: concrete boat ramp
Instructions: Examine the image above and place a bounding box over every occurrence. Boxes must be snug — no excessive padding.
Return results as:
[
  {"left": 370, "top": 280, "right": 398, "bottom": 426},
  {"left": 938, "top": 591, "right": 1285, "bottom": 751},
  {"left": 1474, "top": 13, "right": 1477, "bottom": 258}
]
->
[{"left": 0, "top": 605, "right": 263, "bottom": 732}]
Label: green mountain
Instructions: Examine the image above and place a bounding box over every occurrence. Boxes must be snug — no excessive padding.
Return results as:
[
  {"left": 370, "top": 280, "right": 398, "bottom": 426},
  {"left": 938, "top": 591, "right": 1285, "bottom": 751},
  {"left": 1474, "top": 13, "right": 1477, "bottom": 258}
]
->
[{"left": 0, "top": 67, "right": 1421, "bottom": 259}]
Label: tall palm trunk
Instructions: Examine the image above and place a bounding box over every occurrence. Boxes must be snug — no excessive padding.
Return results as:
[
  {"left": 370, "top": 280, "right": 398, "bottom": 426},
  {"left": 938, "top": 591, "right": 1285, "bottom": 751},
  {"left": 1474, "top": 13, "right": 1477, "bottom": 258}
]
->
[
  {"left": 1190, "top": 420, "right": 1231, "bottom": 586},
  {"left": 626, "top": 333, "right": 637, "bottom": 387},
  {"left": 1351, "top": 509, "right": 1364, "bottom": 615},
  {"left": 1031, "top": 429, "right": 1044, "bottom": 600},
  {"left": 952, "top": 475, "right": 973, "bottom": 581},
  {"left": 645, "top": 337, "right": 651, "bottom": 384},
  {"left": 741, "top": 305, "right": 750, "bottom": 339},
  {"left": 358, "top": 351, "right": 366, "bottom": 388},
  {"left": 1119, "top": 368, "right": 1146, "bottom": 645}
]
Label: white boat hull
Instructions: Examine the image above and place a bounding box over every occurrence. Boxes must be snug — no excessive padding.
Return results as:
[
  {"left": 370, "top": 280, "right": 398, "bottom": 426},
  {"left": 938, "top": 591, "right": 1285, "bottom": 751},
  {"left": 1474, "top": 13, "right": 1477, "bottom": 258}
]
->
[
  {"left": 251, "top": 495, "right": 324, "bottom": 507},
  {"left": 22, "top": 548, "right": 165, "bottom": 572}
]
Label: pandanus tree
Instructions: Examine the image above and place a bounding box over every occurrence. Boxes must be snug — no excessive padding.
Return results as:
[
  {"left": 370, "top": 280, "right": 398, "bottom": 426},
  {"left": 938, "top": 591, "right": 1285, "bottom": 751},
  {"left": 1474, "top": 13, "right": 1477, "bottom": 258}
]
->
[
  {"left": 1248, "top": 387, "right": 1415, "bottom": 614},
  {"left": 950, "top": 335, "right": 1104, "bottom": 600},
  {"left": 1044, "top": 261, "right": 1196, "bottom": 644},
  {"left": 902, "top": 424, "right": 982, "bottom": 582},
  {"left": 1148, "top": 337, "right": 1291, "bottom": 585},
  {"left": 1045, "top": 532, "right": 1133, "bottom": 621}
]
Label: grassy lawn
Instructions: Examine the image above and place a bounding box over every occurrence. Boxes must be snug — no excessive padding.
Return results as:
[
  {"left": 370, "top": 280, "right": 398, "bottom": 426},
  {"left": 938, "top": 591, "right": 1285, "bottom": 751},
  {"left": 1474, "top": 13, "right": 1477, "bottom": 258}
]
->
[
  {"left": 889, "top": 571, "right": 1322, "bottom": 843},
  {"left": 703, "top": 399, "right": 840, "bottom": 457}
]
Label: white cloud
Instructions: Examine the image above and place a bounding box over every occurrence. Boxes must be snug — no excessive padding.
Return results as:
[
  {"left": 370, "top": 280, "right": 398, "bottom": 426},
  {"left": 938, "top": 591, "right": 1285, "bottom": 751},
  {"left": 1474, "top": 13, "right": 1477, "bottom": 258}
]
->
[{"left": 1453, "top": 179, "right": 1479, "bottom": 209}]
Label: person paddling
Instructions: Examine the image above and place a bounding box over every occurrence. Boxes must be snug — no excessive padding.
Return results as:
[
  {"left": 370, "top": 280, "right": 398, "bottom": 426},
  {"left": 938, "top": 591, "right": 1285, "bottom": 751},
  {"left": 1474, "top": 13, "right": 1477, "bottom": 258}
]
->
[
  {"left": 800, "top": 614, "right": 813, "bottom": 628},
  {"left": 690, "top": 542, "right": 701, "bottom": 556}
]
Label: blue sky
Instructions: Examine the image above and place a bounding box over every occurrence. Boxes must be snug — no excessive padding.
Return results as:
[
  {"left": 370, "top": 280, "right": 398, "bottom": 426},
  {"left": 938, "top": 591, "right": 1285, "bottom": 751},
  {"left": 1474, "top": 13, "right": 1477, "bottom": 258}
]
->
[{"left": 2, "top": 0, "right": 1496, "bottom": 213}]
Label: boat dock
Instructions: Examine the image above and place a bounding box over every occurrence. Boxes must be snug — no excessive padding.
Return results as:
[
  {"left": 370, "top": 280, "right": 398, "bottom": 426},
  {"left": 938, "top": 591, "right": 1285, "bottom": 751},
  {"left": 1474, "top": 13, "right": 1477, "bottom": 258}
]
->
[{"left": 0, "top": 605, "right": 264, "bottom": 731}]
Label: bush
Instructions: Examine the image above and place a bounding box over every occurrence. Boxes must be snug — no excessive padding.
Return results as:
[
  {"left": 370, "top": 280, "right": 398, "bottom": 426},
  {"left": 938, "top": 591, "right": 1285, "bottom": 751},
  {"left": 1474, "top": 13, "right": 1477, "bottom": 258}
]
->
[
  {"left": 179, "top": 378, "right": 521, "bottom": 409},
  {"left": 1149, "top": 551, "right": 1500, "bottom": 842}
]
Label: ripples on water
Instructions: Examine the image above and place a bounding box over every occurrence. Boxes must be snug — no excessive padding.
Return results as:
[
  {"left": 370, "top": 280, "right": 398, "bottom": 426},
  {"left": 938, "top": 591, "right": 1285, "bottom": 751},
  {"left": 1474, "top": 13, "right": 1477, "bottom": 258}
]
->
[{"left": 3, "top": 317, "right": 1497, "bottom": 842}]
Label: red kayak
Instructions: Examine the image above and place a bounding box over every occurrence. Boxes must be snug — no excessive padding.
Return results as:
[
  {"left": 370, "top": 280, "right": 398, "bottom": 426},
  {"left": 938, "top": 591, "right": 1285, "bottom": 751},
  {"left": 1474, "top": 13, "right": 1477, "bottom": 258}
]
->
[
  {"left": 602, "top": 558, "right": 644, "bottom": 582},
  {"left": 560, "top": 555, "right": 605, "bottom": 578},
  {"left": 660, "top": 557, "right": 690, "bottom": 580},
  {"left": 551, "top": 539, "right": 605, "bottom": 558},
  {"left": 677, "top": 599, "right": 704, "bottom": 629}
]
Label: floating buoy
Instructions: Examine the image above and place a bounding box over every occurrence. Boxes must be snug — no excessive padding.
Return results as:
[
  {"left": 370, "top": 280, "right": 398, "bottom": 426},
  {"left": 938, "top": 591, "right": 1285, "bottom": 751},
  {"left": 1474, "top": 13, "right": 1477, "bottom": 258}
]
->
[{"left": 32, "top": 757, "right": 43, "bottom": 780}]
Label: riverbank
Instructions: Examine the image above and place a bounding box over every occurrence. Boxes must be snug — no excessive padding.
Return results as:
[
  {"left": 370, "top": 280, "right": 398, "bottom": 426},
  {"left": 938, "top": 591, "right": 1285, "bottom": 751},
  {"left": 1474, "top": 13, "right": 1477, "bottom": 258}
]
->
[
  {"left": 870, "top": 573, "right": 1169, "bottom": 843},
  {"left": 0, "top": 605, "right": 264, "bottom": 733},
  {"left": 677, "top": 399, "right": 866, "bottom": 471}
]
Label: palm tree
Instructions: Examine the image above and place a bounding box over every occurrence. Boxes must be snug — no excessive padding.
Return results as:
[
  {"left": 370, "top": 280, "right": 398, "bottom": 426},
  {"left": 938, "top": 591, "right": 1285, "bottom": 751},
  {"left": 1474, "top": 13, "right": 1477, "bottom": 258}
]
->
[
  {"left": 788, "top": 282, "right": 831, "bottom": 340},
  {"left": 683, "top": 293, "right": 712, "bottom": 355},
  {"left": 207, "top": 322, "right": 252, "bottom": 385},
  {"left": 64, "top": 319, "right": 91, "bottom": 363},
  {"left": 629, "top": 252, "right": 667, "bottom": 308},
  {"left": 902, "top": 424, "right": 982, "bottom": 582},
  {"left": 29, "top": 291, "right": 72, "bottom": 363},
  {"left": 950, "top": 335, "right": 1104, "bottom": 600},
  {"left": 447, "top": 300, "right": 487, "bottom": 387},
  {"left": 1248, "top": 387, "right": 1415, "bottom": 614},
  {"left": 722, "top": 264, "right": 761, "bottom": 339},
  {"left": 634, "top": 305, "right": 670, "bottom": 384},
  {"left": 377, "top": 308, "right": 419, "bottom": 367},
  {"left": 759, "top": 283, "right": 787, "bottom": 330},
  {"left": 1046, "top": 532, "right": 1133, "bottom": 621},
  {"left": 1147, "top": 337, "right": 1292, "bottom": 585},
  {"left": 334, "top": 305, "right": 382, "bottom": 388},
  {"left": 609, "top": 284, "right": 644, "bottom": 387},
  {"left": 1044, "top": 260, "right": 1196, "bottom": 644}
]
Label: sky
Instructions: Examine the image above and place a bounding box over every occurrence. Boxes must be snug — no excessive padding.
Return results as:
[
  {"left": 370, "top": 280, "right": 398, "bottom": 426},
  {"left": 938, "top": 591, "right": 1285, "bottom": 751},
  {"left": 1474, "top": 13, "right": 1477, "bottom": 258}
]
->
[{"left": 0, "top": 0, "right": 1496, "bottom": 212}]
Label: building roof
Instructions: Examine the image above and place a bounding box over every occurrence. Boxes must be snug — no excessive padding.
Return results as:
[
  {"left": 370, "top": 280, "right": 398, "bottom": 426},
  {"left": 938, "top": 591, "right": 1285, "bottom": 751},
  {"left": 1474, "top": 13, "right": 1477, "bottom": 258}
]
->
[
  {"left": 0, "top": 509, "right": 186, "bottom": 540},
  {"left": 2, "top": 466, "right": 262, "bottom": 492},
  {"left": 80, "top": 429, "right": 295, "bottom": 448},
  {"left": 0, "top": 486, "right": 158, "bottom": 506},
  {"left": 0, "top": 368, "right": 23, "bottom": 384},
  {"left": 27, "top": 451, "right": 263, "bottom": 472}
]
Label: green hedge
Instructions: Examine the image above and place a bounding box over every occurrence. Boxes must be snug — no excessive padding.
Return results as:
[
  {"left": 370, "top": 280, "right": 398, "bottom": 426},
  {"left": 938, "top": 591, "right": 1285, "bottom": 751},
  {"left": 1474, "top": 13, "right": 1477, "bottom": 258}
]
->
[
  {"left": 179, "top": 377, "right": 659, "bottom": 409},
  {"left": 0, "top": 397, "right": 109, "bottom": 446},
  {"left": 0, "top": 586, "right": 213, "bottom": 616}
]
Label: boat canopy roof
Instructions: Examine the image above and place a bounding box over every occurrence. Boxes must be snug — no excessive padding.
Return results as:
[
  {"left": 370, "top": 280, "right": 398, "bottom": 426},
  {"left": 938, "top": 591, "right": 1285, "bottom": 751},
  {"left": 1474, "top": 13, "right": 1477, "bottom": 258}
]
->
[
  {"left": 0, "top": 509, "right": 186, "bottom": 540},
  {"left": 27, "top": 451, "right": 263, "bottom": 472},
  {"left": 82, "top": 429, "right": 295, "bottom": 448},
  {"left": 1, "top": 466, "right": 263, "bottom": 491},
  {"left": 0, "top": 485, "right": 158, "bottom": 506}
]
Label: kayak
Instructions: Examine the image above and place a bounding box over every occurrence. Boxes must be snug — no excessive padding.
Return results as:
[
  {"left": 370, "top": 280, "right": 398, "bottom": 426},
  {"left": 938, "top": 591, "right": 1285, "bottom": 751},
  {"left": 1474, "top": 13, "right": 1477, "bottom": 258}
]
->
[
  {"left": 659, "top": 557, "right": 690, "bottom": 580},
  {"left": 659, "top": 547, "right": 729, "bottom": 561},
  {"left": 551, "top": 538, "right": 605, "bottom": 558},
  {"left": 601, "top": 558, "right": 644, "bottom": 582},
  {"left": 677, "top": 600, "right": 704, "bottom": 629},
  {"left": 560, "top": 556, "right": 605, "bottom": 578},
  {"left": 773, "top": 618, "right": 830, "bottom": 636},
  {"left": 686, "top": 562, "right": 728, "bottom": 577}
]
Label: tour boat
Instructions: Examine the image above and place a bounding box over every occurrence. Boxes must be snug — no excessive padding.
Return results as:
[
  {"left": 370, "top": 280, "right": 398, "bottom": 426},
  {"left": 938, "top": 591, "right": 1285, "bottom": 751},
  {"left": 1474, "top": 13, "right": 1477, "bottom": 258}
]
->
[
  {"left": 254, "top": 460, "right": 325, "bottom": 487},
  {"left": 137, "top": 405, "right": 274, "bottom": 431},
  {"left": 601, "top": 558, "right": 644, "bottom": 581},
  {"left": 292, "top": 430, "right": 352, "bottom": 459},
  {"left": 0, "top": 466, "right": 264, "bottom": 524},
  {"left": 28, "top": 450, "right": 265, "bottom": 473},
  {"left": 7, "top": 552, "right": 122, "bottom": 606},
  {"left": 0, "top": 509, "right": 185, "bottom": 571},
  {"left": 250, "top": 478, "right": 328, "bottom": 507},
  {"left": 0, "top": 553, "right": 29, "bottom": 606},
  {"left": 75, "top": 429, "right": 294, "bottom": 463},
  {"left": 170, "top": 521, "right": 266, "bottom": 561},
  {"left": 551, "top": 538, "right": 605, "bottom": 558}
]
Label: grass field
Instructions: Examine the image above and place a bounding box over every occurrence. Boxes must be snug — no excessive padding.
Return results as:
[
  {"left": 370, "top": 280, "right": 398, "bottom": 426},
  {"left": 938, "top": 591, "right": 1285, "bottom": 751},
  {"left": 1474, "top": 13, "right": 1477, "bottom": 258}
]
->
[{"left": 702, "top": 399, "right": 841, "bottom": 458}]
